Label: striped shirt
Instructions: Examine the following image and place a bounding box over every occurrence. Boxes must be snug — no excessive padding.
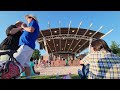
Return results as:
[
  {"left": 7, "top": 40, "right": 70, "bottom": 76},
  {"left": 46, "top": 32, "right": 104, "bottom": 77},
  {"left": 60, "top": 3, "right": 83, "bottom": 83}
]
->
[{"left": 82, "top": 51, "right": 120, "bottom": 79}]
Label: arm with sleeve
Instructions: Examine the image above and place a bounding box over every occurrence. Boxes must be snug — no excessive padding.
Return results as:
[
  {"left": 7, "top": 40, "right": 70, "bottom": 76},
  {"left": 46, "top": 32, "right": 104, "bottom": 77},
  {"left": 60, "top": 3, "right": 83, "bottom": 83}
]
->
[{"left": 82, "top": 54, "right": 90, "bottom": 65}]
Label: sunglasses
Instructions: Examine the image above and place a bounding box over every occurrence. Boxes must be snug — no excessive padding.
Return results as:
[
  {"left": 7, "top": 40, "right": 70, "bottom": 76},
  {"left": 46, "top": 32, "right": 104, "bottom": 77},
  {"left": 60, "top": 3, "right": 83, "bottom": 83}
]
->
[{"left": 27, "top": 17, "right": 32, "bottom": 18}]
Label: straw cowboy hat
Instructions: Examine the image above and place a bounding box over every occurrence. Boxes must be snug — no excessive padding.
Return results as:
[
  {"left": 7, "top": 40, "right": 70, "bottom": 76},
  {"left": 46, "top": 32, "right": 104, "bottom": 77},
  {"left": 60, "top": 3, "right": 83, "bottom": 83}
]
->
[{"left": 25, "top": 14, "right": 38, "bottom": 23}]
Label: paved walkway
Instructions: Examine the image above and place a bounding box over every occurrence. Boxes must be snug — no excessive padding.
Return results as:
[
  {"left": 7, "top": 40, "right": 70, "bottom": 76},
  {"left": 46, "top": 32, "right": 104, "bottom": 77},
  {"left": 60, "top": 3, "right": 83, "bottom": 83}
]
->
[{"left": 35, "top": 66, "right": 82, "bottom": 76}]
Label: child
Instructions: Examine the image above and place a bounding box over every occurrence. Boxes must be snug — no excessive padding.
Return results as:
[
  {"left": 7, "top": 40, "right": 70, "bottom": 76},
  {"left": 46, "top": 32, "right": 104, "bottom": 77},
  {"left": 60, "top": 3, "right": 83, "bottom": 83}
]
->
[{"left": 21, "top": 57, "right": 40, "bottom": 78}]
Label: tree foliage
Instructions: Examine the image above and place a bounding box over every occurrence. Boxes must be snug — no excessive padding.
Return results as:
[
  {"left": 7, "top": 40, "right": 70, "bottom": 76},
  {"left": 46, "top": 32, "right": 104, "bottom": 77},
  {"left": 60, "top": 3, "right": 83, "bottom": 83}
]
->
[
  {"left": 32, "top": 49, "right": 41, "bottom": 60},
  {"left": 110, "top": 41, "right": 120, "bottom": 56}
]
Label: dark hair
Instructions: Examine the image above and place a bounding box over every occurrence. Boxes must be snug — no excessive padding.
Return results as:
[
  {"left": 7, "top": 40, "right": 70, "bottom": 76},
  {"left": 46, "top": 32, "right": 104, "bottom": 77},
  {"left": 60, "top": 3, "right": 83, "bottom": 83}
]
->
[
  {"left": 15, "top": 22, "right": 23, "bottom": 26},
  {"left": 30, "top": 57, "right": 34, "bottom": 61},
  {"left": 91, "top": 39, "right": 111, "bottom": 52},
  {"left": 28, "top": 17, "right": 32, "bottom": 18}
]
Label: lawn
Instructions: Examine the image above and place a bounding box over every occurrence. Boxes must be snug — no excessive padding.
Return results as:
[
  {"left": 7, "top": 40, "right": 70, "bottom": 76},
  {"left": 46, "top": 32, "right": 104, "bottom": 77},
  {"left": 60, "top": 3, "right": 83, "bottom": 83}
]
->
[{"left": 21, "top": 74, "right": 80, "bottom": 79}]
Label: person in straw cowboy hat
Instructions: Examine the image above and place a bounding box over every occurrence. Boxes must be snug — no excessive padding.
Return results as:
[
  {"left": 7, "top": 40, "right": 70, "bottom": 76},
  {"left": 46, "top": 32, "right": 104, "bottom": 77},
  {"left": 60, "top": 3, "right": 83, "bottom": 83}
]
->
[{"left": 13, "top": 14, "right": 40, "bottom": 79}]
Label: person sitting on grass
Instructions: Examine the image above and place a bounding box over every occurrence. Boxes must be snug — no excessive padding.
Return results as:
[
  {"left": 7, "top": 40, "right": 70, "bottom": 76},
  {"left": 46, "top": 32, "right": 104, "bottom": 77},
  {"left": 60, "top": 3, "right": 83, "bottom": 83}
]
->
[
  {"left": 79, "top": 39, "right": 120, "bottom": 79},
  {"left": 21, "top": 57, "right": 40, "bottom": 78}
]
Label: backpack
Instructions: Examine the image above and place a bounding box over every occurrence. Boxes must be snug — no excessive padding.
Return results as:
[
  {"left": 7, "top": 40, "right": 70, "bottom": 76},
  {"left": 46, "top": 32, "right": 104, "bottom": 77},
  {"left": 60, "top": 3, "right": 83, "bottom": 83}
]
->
[{"left": 0, "top": 50, "right": 24, "bottom": 79}]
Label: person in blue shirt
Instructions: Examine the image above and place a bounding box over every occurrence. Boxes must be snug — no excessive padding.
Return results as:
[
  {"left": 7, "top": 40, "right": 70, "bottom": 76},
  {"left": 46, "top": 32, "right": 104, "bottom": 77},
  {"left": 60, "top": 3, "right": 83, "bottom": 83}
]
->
[{"left": 14, "top": 14, "right": 40, "bottom": 79}]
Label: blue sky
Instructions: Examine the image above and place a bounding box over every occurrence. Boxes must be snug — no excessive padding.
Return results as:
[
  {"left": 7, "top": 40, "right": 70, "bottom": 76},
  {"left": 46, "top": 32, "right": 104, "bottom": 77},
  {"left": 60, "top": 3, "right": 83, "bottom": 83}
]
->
[{"left": 0, "top": 11, "right": 120, "bottom": 55}]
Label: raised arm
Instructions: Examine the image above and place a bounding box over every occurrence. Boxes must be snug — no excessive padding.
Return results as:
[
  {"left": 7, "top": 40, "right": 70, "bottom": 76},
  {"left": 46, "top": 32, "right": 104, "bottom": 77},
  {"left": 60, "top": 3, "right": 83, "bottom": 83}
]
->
[
  {"left": 9, "top": 27, "right": 23, "bottom": 35},
  {"left": 21, "top": 23, "right": 35, "bottom": 33}
]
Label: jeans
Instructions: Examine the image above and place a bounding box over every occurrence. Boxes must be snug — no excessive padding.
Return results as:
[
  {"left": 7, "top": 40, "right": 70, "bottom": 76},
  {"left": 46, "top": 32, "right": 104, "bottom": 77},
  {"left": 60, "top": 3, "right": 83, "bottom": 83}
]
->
[{"left": 78, "top": 64, "right": 90, "bottom": 79}]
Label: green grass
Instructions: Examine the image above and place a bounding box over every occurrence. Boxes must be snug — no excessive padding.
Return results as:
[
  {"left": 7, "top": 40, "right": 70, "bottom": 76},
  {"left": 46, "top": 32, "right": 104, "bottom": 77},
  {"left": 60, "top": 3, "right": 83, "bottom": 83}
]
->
[{"left": 21, "top": 74, "right": 80, "bottom": 79}]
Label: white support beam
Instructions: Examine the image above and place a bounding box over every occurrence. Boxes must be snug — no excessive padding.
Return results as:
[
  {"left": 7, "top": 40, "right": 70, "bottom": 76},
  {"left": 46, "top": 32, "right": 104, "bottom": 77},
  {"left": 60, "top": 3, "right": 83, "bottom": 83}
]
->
[
  {"left": 88, "top": 38, "right": 93, "bottom": 53},
  {"left": 68, "top": 21, "right": 71, "bottom": 34},
  {"left": 48, "top": 21, "right": 57, "bottom": 52},
  {"left": 100, "top": 29, "right": 113, "bottom": 39},
  {"left": 68, "top": 21, "right": 82, "bottom": 51},
  {"left": 64, "top": 21, "right": 71, "bottom": 51},
  {"left": 59, "top": 21, "right": 61, "bottom": 51},
  {"left": 72, "top": 23, "right": 93, "bottom": 52},
  {"left": 39, "top": 30, "right": 51, "bottom": 65},
  {"left": 43, "top": 38, "right": 49, "bottom": 54},
  {"left": 75, "top": 25, "right": 103, "bottom": 53},
  {"left": 76, "top": 21, "right": 83, "bottom": 35},
  {"left": 40, "top": 30, "right": 52, "bottom": 53},
  {"left": 91, "top": 26, "right": 103, "bottom": 38}
]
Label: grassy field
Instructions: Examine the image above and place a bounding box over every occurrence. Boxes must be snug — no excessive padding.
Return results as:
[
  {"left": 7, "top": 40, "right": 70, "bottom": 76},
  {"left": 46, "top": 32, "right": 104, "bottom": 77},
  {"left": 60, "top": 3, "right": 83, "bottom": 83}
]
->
[{"left": 21, "top": 74, "right": 80, "bottom": 79}]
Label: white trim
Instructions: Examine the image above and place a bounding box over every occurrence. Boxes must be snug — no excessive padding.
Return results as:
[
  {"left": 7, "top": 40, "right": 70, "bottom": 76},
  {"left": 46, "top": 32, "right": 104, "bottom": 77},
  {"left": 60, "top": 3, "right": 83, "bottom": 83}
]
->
[{"left": 72, "top": 23, "right": 93, "bottom": 52}]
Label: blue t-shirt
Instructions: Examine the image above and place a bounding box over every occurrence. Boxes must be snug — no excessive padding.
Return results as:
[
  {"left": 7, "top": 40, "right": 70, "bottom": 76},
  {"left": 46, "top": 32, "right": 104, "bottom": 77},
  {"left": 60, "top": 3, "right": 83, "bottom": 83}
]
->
[{"left": 19, "top": 20, "right": 39, "bottom": 49}]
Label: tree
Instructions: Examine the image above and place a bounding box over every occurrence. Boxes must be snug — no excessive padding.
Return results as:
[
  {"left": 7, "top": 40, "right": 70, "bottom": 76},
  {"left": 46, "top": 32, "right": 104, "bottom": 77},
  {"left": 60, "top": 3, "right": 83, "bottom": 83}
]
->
[
  {"left": 110, "top": 41, "right": 120, "bottom": 56},
  {"left": 32, "top": 49, "right": 41, "bottom": 60}
]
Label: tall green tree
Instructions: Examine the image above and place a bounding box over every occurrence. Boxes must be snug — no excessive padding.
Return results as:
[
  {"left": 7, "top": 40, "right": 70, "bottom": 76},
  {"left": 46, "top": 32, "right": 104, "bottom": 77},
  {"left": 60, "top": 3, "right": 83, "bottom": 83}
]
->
[
  {"left": 32, "top": 49, "right": 41, "bottom": 60},
  {"left": 110, "top": 41, "right": 120, "bottom": 56}
]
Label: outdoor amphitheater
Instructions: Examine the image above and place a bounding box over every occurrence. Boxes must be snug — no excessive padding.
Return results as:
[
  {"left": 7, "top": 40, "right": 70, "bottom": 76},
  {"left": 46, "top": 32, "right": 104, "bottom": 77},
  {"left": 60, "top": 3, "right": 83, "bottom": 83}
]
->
[{"left": 35, "top": 21, "right": 112, "bottom": 76}]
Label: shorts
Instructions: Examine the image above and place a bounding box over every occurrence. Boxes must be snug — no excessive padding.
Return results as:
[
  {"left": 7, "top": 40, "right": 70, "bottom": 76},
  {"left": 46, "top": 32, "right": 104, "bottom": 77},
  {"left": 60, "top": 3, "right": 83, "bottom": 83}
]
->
[{"left": 13, "top": 45, "right": 34, "bottom": 67}]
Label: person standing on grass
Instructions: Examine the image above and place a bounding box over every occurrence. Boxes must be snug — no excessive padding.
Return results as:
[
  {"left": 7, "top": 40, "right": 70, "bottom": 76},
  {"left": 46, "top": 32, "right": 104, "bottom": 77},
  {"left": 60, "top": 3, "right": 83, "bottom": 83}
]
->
[{"left": 13, "top": 14, "right": 40, "bottom": 79}]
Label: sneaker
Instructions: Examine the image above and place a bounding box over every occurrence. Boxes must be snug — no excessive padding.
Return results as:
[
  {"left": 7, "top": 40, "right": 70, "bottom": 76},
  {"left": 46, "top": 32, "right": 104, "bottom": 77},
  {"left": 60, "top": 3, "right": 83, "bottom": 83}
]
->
[{"left": 1, "top": 61, "right": 24, "bottom": 79}]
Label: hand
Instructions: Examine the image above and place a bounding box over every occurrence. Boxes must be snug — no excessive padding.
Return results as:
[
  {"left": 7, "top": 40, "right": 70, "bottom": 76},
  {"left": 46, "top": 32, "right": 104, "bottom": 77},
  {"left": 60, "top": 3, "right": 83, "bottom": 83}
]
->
[{"left": 79, "top": 60, "right": 84, "bottom": 65}]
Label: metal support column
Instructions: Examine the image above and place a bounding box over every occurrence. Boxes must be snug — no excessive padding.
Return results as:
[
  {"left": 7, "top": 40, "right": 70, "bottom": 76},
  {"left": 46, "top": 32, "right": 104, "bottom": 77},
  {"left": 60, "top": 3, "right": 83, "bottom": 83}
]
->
[
  {"left": 43, "top": 37, "right": 50, "bottom": 67},
  {"left": 89, "top": 38, "right": 93, "bottom": 53}
]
